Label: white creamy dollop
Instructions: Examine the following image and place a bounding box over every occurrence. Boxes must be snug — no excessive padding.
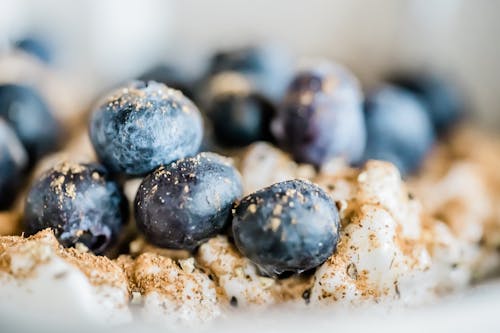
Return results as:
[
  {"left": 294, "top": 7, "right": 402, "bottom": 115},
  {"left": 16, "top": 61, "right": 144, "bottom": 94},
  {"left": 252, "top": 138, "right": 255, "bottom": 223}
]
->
[
  {"left": 311, "top": 161, "right": 436, "bottom": 306},
  {"left": 117, "top": 253, "right": 222, "bottom": 325},
  {"left": 0, "top": 230, "right": 131, "bottom": 324}
]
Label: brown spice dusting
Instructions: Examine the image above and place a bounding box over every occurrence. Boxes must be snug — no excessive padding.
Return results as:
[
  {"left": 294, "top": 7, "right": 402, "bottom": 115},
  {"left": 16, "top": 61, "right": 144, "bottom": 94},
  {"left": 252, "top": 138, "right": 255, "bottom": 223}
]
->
[
  {"left": 0, "top": 229, "right": 129, "bottom": 290},
  {"left": 114, "top": 255, "right": 136, "bottom": 295},
  {"left": 59, "top": 247, "right": 128, "bottom": 288},
  {"left": 127, "top": 253, "right": 219, "bottom": 307},
  {"left": 196, "top": 236, "right": 277, "bottom": 305}
]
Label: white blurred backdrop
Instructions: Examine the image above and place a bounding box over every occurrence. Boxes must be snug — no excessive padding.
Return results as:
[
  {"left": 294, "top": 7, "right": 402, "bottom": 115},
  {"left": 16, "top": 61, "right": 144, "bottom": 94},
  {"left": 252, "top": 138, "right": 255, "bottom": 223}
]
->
[{"left": 0, "top": 0, "right": 499, "bottom": 127}]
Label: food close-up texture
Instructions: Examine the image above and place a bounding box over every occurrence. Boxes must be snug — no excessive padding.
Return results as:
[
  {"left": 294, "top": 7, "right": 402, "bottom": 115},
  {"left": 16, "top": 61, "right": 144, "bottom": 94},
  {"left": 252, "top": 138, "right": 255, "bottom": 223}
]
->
[{"left": 0, "top": 1, "right": 499, "bottom": 332}]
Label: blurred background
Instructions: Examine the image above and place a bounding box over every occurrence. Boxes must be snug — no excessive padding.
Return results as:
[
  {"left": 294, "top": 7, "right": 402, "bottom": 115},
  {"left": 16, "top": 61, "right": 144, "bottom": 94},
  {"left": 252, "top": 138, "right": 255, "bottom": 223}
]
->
[{"left": 0, "top": 0, "right": 499, "bottom": 127}]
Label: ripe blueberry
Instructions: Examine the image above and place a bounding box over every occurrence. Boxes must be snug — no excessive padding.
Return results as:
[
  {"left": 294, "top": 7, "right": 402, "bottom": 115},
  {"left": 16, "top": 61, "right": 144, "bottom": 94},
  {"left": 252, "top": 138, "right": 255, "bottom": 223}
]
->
[
  {"left": 89, "top": 81, "right": 203, "bottom": 176},
  {"left": 272, "top": 62, "right": 366, "bottom": 166},
  {"left": 23, "top": 162, "right": 128, "bottom": 254},
  {"left": 208, "top": 45, "right": 292, "bottom": 101},
  {"left": 232, "top": 179, "right": 340, "bottom": 276},
  {"left": 206, "top": 77, "right": 275, "bottom": 147},
  {"left": 388, "top": 72, "right": 464, "bottom": 133},
  {"left": 362, "top": 85, "right": 435, "bottom": 176},
  {"left": 0, "top": 84, "right": 61, "bottom": 162},
  {"left": 0, "top": 119, "right": 28, "bottom": 209},
  {"left": 135, "top": 152, "right": 243, "bottom": 250}
]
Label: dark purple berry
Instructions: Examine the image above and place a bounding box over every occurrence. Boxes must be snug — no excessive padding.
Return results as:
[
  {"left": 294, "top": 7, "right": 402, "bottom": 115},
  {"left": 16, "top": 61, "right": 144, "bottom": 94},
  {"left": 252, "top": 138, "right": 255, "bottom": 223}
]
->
[
  {"left": 0, "top": 84, "right": 61, "bottom": 162},
  {"left": 388, "top": 72, "right": 464, "bottom": 133},
  {"left": 23, "top": 162, "right": 128, "bottom": 254},
  {"left": 232, "top": 179, "right": 340, "bottom": 276},
  {"left": 272, "top": 62, "right": 366, "bottom": 166},
  {"left": 362, "top": 85, "right": 435, "bottom": 176},
  {"left": 206, "top": 81, "right": 275, "bottom": 147},
  {"left": 0, "top": 119, "right": 28, "bottom": 209},
  {"left": 89, "top": 81, "right": 203, "bottom": 176},
  {"left": 208, "top": 45, "right": 292, "bottom": 101},
  {"left": 135, "top": 152, "right": 242, "bottom": 250}
]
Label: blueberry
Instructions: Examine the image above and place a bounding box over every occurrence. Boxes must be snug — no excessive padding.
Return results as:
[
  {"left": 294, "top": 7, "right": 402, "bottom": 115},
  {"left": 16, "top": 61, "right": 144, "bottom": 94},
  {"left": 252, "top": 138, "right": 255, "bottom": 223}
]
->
[
  {"left": 362, "top": 85, "right": 435, "bottom": 176},
  {"left": 138, "top": 65, "right": 194, "bottom": 100},
  {"left": 232, "top": 179, "right": 340, "bottom": 276},
  {"left": 15, "top": 37, "right": 52, "bottom": 63},
  {"left": 23, "top": 162, "right": 128, "bottom": 254},
  {"left": 0, "top": 84, "right": 62, "bottom": 162},
  {"left": 207, "top": 86, "right": 275, "bottom": 147},
  {"left": 388, "top": 73, "right": 464, "bottom": 133},
  {"left": 89, "top": 81, "right": 203, "bottom": 176},
  {"left": 272, "top": 62, "right": 366, "bottom": 166},
  {"left": 208, "top": 45, "right": 292, "bottom": 101},
  {"left": 135, "top": 152, "right": 242, "bottom": 250},
  {"left": 0, "top": 119, "right": 28, "bottom": 209}
]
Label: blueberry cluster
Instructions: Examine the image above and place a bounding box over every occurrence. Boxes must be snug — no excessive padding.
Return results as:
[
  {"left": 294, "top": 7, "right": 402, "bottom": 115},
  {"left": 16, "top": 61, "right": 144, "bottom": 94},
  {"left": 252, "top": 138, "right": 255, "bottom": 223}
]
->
[
  {"left": 23, "top": 79, "right": 206, "bottom": 253},
  {"left": 199, "top": 49, "right": 463, "bottom": 177},
  {"left": 10, "top": 43, "right": 464, "bottom": 276}
]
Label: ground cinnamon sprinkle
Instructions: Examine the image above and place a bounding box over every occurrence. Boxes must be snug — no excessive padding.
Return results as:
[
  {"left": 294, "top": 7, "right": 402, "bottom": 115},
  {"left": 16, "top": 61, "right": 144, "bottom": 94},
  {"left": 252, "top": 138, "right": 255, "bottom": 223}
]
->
[
  {"left": 0, "top": 229, "right": 128, "bottom": 289},
  {"left": 354, "top": 270, "right": 379, "bottom": 299},
  {"left": 115, "top": 255, "right": 136, "bottom": 293},
  {"left": 0, "top": 230, "right": 58, "bottom": 277},
  {"left": 126, "top": 252, "right": 220, "bottom": 306},
  {"left": 59, "top": 247, "right": 128, "bottom": 288},
  {"left": 0, "top": 236, "right": 18, "bottom": 272}
]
